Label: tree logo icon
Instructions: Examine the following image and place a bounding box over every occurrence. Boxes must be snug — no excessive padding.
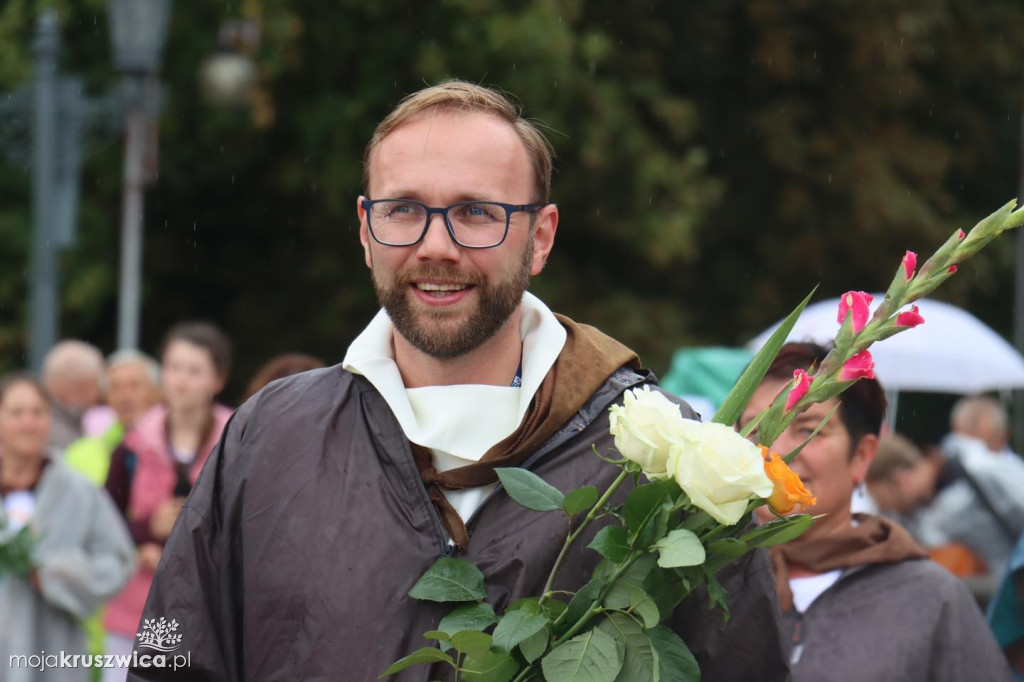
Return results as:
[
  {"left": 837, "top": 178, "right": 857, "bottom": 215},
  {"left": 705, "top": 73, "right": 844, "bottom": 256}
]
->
[{"left": 136, "top": 617, "right": 183, "bottom": 653}]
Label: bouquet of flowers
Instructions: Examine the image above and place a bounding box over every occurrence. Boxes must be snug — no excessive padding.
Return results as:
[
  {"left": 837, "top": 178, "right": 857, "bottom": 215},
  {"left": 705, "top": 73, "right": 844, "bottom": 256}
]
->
[
  {"left": 383, "top": 200, "right": 1024, "bottom": 682},
  {"left": 0, "top": 520, "right": 36, "bottom": 580}
]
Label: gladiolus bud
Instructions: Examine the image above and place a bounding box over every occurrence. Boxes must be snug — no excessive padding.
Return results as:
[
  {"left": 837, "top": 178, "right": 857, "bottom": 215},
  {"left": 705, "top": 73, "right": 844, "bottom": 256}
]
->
[
  {"left": 902, "top": 251, "right": 917, "bottom": 280},
  {"left": 837, "top": 291, "right": 873, "bottom": 334},
  {"left": 948, "top": 265, "right": 958, "bottom": 274},
  {"left": 784, "top": 370, "right": 811, "bottom": 413},
  {"left": 840, "top": 350, "right": 875, "bottom": 381},
  {"left": 896, "top": 305, "right": 925, "bottom": 328}
]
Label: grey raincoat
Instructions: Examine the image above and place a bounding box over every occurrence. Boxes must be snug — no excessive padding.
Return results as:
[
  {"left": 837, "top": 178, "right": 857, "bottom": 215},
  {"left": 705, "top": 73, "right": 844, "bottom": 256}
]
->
[{"left": 128, "top": 365, "right": 789, "bottom": 681}]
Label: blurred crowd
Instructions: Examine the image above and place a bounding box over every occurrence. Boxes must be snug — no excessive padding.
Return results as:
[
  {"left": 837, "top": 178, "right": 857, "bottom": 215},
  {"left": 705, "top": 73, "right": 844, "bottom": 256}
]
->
[{"left": 0, "top": 322, "right": 322, "bottom": 681}]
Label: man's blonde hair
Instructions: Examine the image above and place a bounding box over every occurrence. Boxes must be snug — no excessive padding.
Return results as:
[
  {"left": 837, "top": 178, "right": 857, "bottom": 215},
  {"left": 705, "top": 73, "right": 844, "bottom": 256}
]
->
[{"left": 362, "top": 80, "right": 554, "bottom": 204}]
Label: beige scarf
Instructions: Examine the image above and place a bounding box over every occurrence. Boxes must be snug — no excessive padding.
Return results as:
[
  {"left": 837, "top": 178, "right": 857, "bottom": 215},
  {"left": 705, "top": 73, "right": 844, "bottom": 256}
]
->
[{"left": 770, "top": 513, "right": 928, "bottom": 612}]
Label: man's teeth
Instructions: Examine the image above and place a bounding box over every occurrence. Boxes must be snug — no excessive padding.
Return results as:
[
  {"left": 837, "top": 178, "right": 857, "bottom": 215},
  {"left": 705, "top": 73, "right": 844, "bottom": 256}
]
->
[{"left": 417, "top": 283, "right": 469, "bottom": 292}]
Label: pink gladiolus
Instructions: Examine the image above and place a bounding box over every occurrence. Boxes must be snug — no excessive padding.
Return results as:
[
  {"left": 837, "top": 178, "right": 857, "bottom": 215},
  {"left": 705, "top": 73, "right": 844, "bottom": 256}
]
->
[
  {"left": 896, "top": 305, "right": 925, "bottom": 328},
  {"left": 902, "top": 251, "right": 917, "bottom": 280},
  {"left": 840, "top": 350, "right": 875, "bottom": 381},
  {"left": 948, "top": 265, "right": 958, "bottom": 274},
  {"left": 837, "top": 291, "right": 873, "bottom": 334},
  {"left": 784, "top": 370, "right": 812, "bottom": 413},
  {"left": 958, "top": 229, "right": 966, "bottom": 240}
]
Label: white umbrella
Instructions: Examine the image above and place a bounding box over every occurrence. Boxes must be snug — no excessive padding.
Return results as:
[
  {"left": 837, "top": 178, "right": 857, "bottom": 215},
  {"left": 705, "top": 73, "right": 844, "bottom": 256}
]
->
[{"left": 747, "top": 295, "right": 1024, "bottom": 394}]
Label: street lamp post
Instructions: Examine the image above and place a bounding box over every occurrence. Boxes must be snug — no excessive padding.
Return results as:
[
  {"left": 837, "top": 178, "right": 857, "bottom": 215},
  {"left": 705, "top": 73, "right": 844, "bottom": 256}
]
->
[
  {"left": 28, "top": 13, "right": 60, "bottom": 372},
  {"left": 109, "top": 0, "right": 171, "bottom": 351}
]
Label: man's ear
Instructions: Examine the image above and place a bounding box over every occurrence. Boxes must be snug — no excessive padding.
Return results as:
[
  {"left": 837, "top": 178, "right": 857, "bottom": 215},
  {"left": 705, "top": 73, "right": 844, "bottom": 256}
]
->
[
  {"left": 530, "top": 204, "right": 558, "bottom": 275},
  {"left": 357, "top": 196, "right": 373, "bottom": 269},
  {"left": 851, "top": 433, "right": 879, "bottom": 486}
]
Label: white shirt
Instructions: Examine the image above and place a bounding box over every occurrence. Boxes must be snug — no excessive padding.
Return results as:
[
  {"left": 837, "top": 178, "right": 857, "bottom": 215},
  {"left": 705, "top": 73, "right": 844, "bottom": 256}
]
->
[
  {"left": 789, "top": 569, "right": 842, "bottom": 613},
  {"left": 342, "top": 292, "right": 567, "bottom": 522}
]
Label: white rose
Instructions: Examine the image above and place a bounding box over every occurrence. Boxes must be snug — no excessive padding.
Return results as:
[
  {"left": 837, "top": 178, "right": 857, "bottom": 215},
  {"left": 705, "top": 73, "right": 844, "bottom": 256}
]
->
[
  {"left": 608, "top": 386, "right": 689, "bottom": 478},
  {"left": 668, "top": 421, "right": 773, "bottom": 526}
]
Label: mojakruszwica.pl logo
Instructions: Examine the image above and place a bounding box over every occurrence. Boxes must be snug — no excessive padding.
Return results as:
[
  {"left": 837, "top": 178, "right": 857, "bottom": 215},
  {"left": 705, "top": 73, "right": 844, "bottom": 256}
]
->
[{"left": 137, "top": 617, "right": 183, "bottom": 653}]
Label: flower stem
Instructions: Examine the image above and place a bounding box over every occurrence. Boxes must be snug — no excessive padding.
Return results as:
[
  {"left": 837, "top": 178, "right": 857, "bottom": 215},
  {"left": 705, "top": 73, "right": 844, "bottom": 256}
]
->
[
  {"left": 559, "top": 551, "right": 642, "bottom": 642},
  {"left": 538, "top": 469, "right": 631, "bottom": 606}
]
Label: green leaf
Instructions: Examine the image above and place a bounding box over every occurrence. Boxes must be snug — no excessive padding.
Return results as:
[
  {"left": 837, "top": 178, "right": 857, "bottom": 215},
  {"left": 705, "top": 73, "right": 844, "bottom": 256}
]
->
[
  {"left": 543, "top": 598, "right": 568, "bottom": 622},
  {"left": 378, "top": 646, "right": 454, "bottom": 678},
  {"left": 648, "top": 627, "right": 700, "bottom": 682},
  {"left": 625, "top": 584, "right": 662, "bottom": 629},
  {"left": 508, "top": 597, "right": 544, "bottom": 615},
  {"left": 706, "top": 538, "right": 747, "bottom": 559},
  {"left": 450, "top": 631, "right": 493, "bottom": 660},
  {"left": 603, "top": 554, "right": 657, "bottom": 619},
  {"left": 495, "top": 467, "right": 565, "bottom": 512},
  {"left": 740, "top": 515, "right": 814, "bottom": 548},
  {"left": 653, "top": 529, "right": 706, "bottom": 568},
  {"left": 540, "top": 628, "right": 624, "bottom": 682},
  {"left": 461, "top": 650, "right": 519, "bottom": 682},
  {"left": 491, "top": 610, "right": 549, "bottom": 653},
  {"left": 704, "top": 572, "right": 730, "bottom": 622},
  {"left": 587, "top": 525, "right": 631, "bottom": 562},
  {"left": 714, "top": 286, "right": 817, "bottom": 426},
  {"left": 564, "top": 486, "right": 600, "bottom": 516},
  {"left": 680, "top": 510, "right": 711, "bottom": 532},
  {"left": 423, "top": 630, "right": 451, "bottom": 644},
  {"left": 644, "top": 567, "right": 689, "bottom": 623},
  {"left": 437, "top": 603, "right": 498, "bottom": 636},
  {"left": 519, "top": 626, "right": 549, "bottom": 663},
  {"left": 559, "top": 580, "right": 603, "bottom": 638},
  {"left": 408, "top": 558, "right": 487, "bottom": 602},
  {"left": 597, "top": 612, "right": 659, "bottom": 682},
  {"left": 624, "top": 480, "right": 673, "bottom": 545}
]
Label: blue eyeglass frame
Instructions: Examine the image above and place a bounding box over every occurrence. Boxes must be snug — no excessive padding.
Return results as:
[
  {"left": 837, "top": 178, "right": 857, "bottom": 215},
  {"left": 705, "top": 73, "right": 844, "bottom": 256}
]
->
[{"left": 361, "top": 199, "right": 547, "bottom": 249}]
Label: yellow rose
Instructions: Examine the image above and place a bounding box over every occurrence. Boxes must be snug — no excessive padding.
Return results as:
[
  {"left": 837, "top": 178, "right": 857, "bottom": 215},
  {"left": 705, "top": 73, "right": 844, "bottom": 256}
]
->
[
  {"left": 608, "top": 386, "right": 689, "bottom": 478},
  {"left": 668, "top": 421, "right": 774, "bottom": 526}
]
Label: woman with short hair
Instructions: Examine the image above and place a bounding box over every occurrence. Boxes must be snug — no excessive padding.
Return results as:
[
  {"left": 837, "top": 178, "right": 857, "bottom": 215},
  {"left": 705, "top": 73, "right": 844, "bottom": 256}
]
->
[
  {"left": 0, "top": 372, "right": 134, "bottom": 681},
  {"left": 742, "top": 342, "right": 1012, "bottom": 682}
]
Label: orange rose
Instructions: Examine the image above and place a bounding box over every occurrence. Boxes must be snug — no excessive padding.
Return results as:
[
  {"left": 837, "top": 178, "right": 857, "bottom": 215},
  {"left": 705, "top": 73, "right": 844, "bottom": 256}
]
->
[{"left": 760, "top": 446, "right": 816, "bottom": 515}]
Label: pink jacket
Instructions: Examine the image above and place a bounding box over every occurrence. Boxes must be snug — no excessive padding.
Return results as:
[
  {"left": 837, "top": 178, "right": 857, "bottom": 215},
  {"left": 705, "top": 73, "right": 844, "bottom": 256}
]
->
[{"left": 104, "top": 403, "right": 233, "bottom": 637}]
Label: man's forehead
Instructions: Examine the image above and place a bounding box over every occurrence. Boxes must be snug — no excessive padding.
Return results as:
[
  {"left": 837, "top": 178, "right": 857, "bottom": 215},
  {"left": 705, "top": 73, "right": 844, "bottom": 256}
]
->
[
  {"left": 366, "top": 109, "right": 528, "bottom": 197},
  {"left": 370, "top": 110, "right": 529, "bottom": 176}
]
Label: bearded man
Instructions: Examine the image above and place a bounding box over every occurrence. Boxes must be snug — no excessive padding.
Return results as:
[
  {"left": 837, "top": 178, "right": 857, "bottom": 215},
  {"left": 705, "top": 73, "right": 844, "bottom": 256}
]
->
[{"left": 129, "top": 81, "right": 788, "bottom": 681}]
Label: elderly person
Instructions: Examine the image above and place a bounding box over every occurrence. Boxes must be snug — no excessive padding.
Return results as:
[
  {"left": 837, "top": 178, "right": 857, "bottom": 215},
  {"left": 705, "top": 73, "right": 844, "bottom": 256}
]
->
[
  {"left": 41, "top": 340, "right": 105, "bottom": 450},
  {"left": 868, "top": 425, "right": 1024, "bottom": 592},
  {"left": 741, "top": 342, "right": 1011, "bottom": 682},
  {"left": 0, "top": 372, "right": 135, "bottom": 681},
  {"left": 951, "top": 395, "right": 1015, "bottom": 458},
  {"left": 65, "top": 351, "right": 162, "bottom": 487}
]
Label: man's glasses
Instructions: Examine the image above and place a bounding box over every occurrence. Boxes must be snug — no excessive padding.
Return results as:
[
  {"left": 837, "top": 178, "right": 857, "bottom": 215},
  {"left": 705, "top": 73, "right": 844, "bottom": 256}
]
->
[{"left": 361, "top": 199, "right": 546, "bottom": 249}]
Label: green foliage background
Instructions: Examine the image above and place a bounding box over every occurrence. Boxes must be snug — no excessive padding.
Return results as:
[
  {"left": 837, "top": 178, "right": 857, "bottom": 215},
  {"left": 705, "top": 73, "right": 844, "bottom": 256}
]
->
[{"left": 1, "top": 0, "right": 1022, "bottom": 402}]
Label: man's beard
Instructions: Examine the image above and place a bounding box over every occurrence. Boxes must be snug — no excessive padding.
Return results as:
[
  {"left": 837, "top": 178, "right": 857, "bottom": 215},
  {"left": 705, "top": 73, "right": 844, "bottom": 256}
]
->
[{"left": 373, "top": 240, "right": 533, "bottom": 360}]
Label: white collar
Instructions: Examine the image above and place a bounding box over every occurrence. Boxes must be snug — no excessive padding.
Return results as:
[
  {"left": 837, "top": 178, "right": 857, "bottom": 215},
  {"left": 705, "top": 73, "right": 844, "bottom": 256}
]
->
[{"left": 342, "top": 291, "right": 567, "bottom": 451}]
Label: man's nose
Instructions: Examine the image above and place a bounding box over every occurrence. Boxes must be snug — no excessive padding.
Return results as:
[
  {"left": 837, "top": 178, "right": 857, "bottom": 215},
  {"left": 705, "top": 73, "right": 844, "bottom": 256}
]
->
[{"left": 415, "top": 213, "right": 461, "bottom": 262}]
